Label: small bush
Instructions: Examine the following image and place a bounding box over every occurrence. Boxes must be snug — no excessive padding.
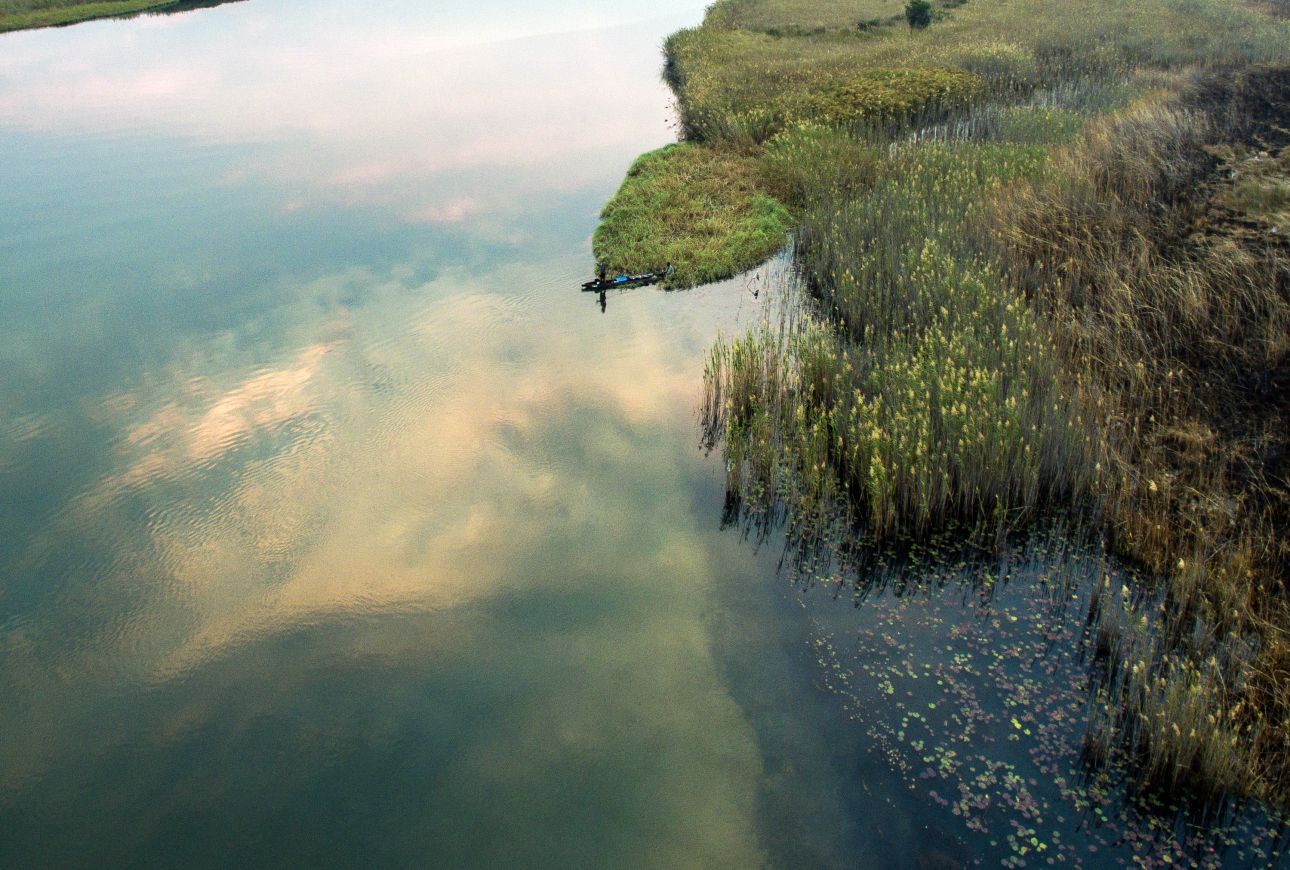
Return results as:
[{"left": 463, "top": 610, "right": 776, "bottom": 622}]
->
[{"left": 905, "top": 0, "right": 933, "bottom": 29}]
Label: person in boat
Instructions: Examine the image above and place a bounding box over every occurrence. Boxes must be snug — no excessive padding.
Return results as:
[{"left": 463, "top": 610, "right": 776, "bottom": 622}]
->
[{"left": 585, "top": 262, "right": 671, "bottom": 290}]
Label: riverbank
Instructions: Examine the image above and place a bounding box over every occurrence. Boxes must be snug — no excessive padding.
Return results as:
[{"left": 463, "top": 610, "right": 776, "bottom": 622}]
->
[
  {"left": 0, "top": 0, "right": 238, "bottom": 33},
  {"left": 603, "top": 0, "right": 1290, "bottom": 810}
]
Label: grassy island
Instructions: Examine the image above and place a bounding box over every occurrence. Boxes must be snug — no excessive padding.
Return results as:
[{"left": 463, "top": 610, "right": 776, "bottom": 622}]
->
[
  {"left": 0, "top": 0, "right": 240, "bottom": 33},
  {"left": 594, "top": 143, "right": 794, "bottom": 288},
  {"left": 603, "top": 0, "right": 1290, "bottom": 807}
]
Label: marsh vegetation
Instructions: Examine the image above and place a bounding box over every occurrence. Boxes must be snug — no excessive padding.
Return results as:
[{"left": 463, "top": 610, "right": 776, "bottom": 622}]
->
[
  {"left": 593, "top": 143, "right": 793, "bottom": 288},
  {"left": 600, "top": 0, "right": 1290, "bottom": 823}
]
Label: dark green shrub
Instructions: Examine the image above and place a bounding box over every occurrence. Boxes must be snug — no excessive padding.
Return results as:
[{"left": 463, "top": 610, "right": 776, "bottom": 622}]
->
[{"left": 905, "top": 0, "right": 932, "bottom": 29}]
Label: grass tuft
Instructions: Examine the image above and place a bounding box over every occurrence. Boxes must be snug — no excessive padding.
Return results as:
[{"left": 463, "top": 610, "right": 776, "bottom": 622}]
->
[{"left": 593, "top": 143, "right": 793, "bottom": 288}]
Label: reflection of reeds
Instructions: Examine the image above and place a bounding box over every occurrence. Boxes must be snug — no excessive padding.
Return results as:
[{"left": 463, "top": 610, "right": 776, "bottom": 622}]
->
[{"left": 1083, "top": 569, "right": 1260, "bottom": 799}]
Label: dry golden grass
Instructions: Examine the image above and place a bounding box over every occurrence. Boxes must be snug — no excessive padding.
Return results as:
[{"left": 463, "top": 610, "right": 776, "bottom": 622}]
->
[{"left": 983, "top": 67, "right": 1290, "bottom": 799}]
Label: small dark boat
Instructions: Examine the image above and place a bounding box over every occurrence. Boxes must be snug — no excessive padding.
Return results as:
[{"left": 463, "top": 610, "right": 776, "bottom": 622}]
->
[{"left": 581, "top": 264, "right": 673, "bottom": 292}]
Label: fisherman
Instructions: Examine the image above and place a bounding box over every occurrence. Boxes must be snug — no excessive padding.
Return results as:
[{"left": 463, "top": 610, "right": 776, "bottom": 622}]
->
[{"left": 581, "top": 262, "right": 671, "bottom": 293}]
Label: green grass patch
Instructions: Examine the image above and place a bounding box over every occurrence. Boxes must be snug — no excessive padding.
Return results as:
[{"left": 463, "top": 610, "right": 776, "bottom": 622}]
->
[
  {"left": 717, "top": 0, "right": 904, "bottom": 32},
  {"left": 762, "top": 124, "right": 883, "bottom": 205},
  {"left": 0, "top": 0, "right": 241, "bottom": 32},
  {"left": 791, "top": 67, "right": 984, "bottom": 127},
  {"left": 593, "top": 143, "right": 793, "bottom": 288},
  {"left": 668, "top": 0, "right": 1289, "bottom": 139},
  {"left": 668, "top": 25, "right": 986, "bottom": 142},
  {"left": 0, "top": 0, "right": 170, "bottom": 30}
]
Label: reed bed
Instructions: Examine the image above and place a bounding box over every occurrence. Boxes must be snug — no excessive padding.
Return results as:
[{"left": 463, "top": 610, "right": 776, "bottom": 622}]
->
[
  {"left": 605, "top": 0, "right": 1290, "bottom": 806},
  {"left": 705, "top": 128, "right": 1106, "bottom": 541},
  {"left": 984, "top": 69, "right": 1290, "bottom": 800}
]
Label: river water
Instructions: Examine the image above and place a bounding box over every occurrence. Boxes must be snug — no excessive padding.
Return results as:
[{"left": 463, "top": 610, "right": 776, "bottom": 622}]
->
[
  {"left": 2, "top": 3, "right": 1286, "bottom": 868},
  {"left": 0, "top": 2, "right": 857, "bottom": 865}
]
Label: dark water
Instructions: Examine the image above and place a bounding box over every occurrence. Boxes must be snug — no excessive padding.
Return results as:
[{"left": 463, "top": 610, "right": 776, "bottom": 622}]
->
[{"left": 1, "top": 2, "right": 1287, "bottom": 868}]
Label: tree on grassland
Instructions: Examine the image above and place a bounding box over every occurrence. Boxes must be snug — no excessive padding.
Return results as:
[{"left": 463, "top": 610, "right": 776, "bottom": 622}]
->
[{"left": 905, "top": 0, "right": 932, "bottom": 29}]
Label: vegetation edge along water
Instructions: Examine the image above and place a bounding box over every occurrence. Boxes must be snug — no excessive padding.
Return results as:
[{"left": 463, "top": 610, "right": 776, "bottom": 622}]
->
[
  {"left": 596, "top": 0, "right": 1290, "bottom": 815},
  {"left": 0, "top": 0, "right": 241, "bottom": 33}
]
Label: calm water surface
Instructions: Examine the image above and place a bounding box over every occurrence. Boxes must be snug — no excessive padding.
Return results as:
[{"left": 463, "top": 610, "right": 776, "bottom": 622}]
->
[{"left": 0, "top": 2, "right": 886, "bottom": 866}]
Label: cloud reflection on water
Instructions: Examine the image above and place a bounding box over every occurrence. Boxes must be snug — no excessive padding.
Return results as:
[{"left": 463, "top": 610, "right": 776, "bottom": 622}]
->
[
  {"left": 0, "top": 3, "right": 686, "bottom": 227},
  {"left": 1, "top": 252, "right": 776, "bottom": 864},
  {"left": 0, "top": 2, "right": 785, "bottom": 863},
  {"left": 88, "top": 272, "right": 706, "bottom": 656}
]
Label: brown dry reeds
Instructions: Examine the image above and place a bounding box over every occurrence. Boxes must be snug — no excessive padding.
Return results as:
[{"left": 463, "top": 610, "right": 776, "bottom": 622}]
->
[{"left": 984, "top": 66, "right": 1290, "bottom": 801}]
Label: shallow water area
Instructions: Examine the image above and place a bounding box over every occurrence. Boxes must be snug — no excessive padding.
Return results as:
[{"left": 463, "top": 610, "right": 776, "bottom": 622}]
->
[{"left": 774, "top": 529, "right": 1290, "bottom": 869}]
